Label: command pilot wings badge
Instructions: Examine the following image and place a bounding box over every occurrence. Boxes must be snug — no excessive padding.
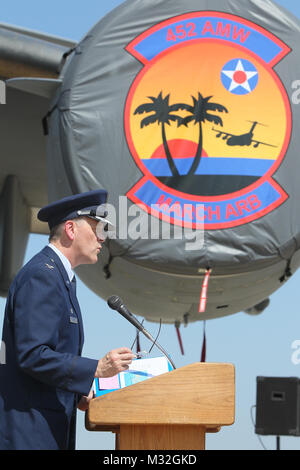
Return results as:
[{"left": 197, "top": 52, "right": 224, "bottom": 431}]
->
[{"left": 124, "top": 12, "right": 291, "bottom": 229}]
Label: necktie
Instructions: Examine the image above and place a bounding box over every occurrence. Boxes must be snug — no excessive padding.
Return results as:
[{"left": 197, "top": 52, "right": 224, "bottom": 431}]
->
[{"left": 71, "top": 275, "right": 77, "bottom": 295}]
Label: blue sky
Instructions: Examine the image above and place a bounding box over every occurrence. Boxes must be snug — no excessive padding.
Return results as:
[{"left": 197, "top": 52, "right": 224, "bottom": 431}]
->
[{"left": 1, "top": 0, "right": 300, "bottom": 451}]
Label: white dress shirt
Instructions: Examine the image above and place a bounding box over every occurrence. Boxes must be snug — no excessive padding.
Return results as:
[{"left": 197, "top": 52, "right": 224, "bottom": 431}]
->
[{"left": 48, "top": 243, "right": 74, "bottom": 282}]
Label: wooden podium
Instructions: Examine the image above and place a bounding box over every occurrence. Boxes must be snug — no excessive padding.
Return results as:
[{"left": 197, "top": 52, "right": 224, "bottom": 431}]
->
[{"left": 86, "top": 362, "right": 235, "bottom": 450}]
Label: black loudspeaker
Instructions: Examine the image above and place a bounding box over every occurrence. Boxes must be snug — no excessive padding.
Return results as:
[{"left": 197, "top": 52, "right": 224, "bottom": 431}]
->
[{"left": 255, "top": 376, "right": 300, "bottom": 436}]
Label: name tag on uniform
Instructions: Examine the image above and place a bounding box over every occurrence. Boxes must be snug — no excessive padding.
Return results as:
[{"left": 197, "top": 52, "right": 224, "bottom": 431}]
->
[{"left": 69, "top": 316, "right": 78, "bottom": 324}]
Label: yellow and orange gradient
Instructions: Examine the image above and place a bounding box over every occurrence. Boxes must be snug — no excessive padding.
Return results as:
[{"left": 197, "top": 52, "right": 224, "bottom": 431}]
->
[{"left": 126, "top": 40, "right": 289, "bottom": 163}]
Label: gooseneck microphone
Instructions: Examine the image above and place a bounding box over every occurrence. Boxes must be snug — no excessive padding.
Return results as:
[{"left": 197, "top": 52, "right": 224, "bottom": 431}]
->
[{"left": 107, "top": 295, "right": 176, "bottom": 369}]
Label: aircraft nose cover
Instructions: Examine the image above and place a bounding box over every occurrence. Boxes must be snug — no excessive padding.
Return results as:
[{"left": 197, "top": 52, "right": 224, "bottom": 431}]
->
[{"left": 47, "top": 0, "right": 300, "bottom": 276}]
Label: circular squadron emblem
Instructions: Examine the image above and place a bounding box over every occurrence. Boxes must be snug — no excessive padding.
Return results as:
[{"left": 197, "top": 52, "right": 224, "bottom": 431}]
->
[{"left": 124, "top": 12, "right": 291, "bottom": 229}]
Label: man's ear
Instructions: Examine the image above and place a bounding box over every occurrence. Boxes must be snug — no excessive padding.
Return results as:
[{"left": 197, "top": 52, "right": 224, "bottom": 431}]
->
[{"left": 64, "top": 220, "right": 76, "bottom": 241}]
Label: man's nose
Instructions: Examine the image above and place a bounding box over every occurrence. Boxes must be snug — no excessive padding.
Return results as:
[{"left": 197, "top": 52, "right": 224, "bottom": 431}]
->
[{"left": 96, "top": 229, "right": 105, "bottom": 242}]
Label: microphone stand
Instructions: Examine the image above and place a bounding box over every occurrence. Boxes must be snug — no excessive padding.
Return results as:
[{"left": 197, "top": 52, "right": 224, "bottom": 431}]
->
[
  {"left": 141, "top": 328, "right": 176, "bottom": 370},
  {"left": 107, "top": 296, "right": 176, "bottom": 369}
]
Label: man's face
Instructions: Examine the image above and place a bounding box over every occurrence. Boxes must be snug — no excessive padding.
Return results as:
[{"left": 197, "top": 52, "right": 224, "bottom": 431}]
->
[{"left": 73, "top": 217, "right": 105, "bottom": 265}]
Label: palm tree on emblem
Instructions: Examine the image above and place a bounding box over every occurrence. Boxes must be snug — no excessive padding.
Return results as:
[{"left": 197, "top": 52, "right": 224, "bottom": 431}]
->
[
  {"left": 180, "top": 92, "right": 228, "bottom": 176},
  {"left": 134, "top": 92, "right": 186, "bottom": 177}
]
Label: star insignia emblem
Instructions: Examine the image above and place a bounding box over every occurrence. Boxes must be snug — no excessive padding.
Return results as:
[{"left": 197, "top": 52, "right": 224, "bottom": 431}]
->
[{"left": 221, "top": 59, "right": 259, "bottom": 95}]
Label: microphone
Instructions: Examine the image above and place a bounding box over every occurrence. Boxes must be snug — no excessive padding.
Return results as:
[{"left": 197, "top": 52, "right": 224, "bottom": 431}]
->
[
  {"left": 107, "top": 295, "right": 176, "bottom": 369},
  {"left": 107, "top": 295, "right": 146, "bottom": 334}
]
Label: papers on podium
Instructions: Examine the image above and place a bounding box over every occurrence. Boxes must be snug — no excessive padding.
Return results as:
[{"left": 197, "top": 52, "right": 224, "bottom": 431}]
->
[{"left": 93, "top": 356, "right": 173, "bottom": 397}]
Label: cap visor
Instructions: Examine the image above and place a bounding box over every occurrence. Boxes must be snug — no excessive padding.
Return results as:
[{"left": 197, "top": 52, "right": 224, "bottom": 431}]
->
[{"left": 87, "top": 215, "right": 114, "bottom": 227}]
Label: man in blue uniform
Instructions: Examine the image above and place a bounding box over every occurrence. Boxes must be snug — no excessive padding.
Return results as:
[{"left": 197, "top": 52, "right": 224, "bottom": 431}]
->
[{"left": 0, "top": 190, "right": 134, "bottom": 450}]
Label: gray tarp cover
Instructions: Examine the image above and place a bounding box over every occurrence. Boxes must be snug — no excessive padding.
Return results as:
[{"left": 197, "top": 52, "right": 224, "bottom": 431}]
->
[{"left": 47, "top": 0, "right": 300, "bottom": 280}]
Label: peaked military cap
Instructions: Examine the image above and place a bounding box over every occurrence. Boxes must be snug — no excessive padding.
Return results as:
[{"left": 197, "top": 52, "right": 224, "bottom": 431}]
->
[{"left": 38, "top": 190, "right": 111, "bottom": 230}]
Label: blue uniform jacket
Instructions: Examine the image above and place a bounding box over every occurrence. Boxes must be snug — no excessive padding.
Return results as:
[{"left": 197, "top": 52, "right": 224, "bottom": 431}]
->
[{"left": 0, "top": 246, "right": 98, "bottom": 450}]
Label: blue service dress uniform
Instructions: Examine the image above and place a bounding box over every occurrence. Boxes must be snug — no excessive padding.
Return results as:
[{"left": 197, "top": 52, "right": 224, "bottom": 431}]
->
[{"left": 0, "top": 245, "right": 98, "bottom": 450}]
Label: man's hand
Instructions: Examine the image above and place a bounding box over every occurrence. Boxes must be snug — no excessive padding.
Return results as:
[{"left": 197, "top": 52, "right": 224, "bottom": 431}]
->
[
  {"left": 95, "top": 347, "right": 134, "bottom": 378},
  {"left": 77, "top": 388, "right": 94, "bottom": 412}
]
